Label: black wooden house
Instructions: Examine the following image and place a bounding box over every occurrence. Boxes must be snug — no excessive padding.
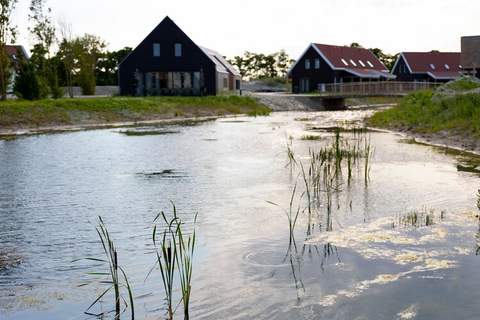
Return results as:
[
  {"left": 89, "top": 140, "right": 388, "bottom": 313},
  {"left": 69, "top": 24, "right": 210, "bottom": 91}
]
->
[
  {"left": 119, "top": 16, "right": 240, "bottom": 96},
  {"left": 288, "top": 43, "right": 394, "bottom": 93}
]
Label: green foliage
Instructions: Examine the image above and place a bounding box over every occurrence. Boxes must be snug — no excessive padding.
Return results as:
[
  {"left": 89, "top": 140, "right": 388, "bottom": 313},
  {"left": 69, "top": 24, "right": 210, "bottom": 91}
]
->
[
  {"left": 96, "top": 47, "right": 132, "bottom": 86},
  {"left": 0, "top": 0, "right": 18, "bottom": 100},
  {"left": 368, "top": 91, "right": 480, "bottom": 135},
  {"left": 73, "top": 34, "right": 106, "bottom": 95},
  {"left": 13, "top": 60, "right": 47, "bottom": 100},
  {"left": 228, "top": 50, "right": 294, "bottom": 79},
  {"left": 441, "top": 78, "right": 480, "bottom": 91}
]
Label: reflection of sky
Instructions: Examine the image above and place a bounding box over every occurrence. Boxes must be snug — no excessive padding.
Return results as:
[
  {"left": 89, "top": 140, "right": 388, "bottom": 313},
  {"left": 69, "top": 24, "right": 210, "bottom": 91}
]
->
[{"left": 0, "top": 111, "right": 480, "bottom": 319}]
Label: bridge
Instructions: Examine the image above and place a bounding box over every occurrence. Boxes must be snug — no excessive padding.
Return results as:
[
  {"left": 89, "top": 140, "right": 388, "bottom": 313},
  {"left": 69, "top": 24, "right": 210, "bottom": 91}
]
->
[{"left": 316, "top": 81, "right": 442, "bottom": 108}]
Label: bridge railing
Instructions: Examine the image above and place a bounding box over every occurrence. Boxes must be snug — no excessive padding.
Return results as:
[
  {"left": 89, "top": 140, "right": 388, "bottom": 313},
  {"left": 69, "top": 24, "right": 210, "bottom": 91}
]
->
[{"left": 320, "top": 81, "right": 442, "bottom": 96}]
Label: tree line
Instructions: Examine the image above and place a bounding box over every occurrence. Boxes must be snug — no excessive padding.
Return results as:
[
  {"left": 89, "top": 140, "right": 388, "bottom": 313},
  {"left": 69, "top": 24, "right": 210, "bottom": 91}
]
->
[{"left": 0, "top": 0, "right": 132, "bottom": 100}]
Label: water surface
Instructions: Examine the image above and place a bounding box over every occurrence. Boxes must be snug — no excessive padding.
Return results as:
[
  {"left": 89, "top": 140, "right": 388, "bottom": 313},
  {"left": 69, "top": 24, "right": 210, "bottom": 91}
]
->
[{"left": 1, "top": 110, "right": 479, "bottom": 319}]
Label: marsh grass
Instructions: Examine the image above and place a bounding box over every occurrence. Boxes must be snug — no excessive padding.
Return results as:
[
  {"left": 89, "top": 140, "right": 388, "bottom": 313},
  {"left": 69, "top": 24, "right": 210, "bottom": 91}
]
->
[
  {"left": 395, "top": 208, "right": 437, "bottom": 228},
  {"left": 151, "top": 203, "right": 197, "bottom": 320},
  {"left": 301, "top": 135, "right": 323, "bottom": 141},
  {"left": 75, "top": 216, "right": 134, "bottom": 320}
]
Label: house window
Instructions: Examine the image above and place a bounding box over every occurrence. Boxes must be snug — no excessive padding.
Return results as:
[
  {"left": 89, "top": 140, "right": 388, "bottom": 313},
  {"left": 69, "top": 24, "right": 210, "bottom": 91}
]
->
[
  {"left": 349, "top": 59, "right": 357, "bottom": 67},
  {"left": 175, "top": 43, "right": 182, "bottom": 57},
  {"left": 430, "top": 64, "right": 436, "bottom": 70},
  {"left": 444, "top": 64, "right": 450, "bottom": 70},
  {"left": 305, "top": 59, "right": 310, "bottom": 70},
  {"left": 315, "top": 59, "right": 320, "bottom": 69},
  {"left": 153, "top": 43, "right": 161, "bottom": 57},
  {"left": 223, "top": 77, "right": 228, "bottom": 89},
  {"left": 367, "top": 61, "right": 374, "bottom": 68},
  {"left": 359, "top": 60, "right": 365, "bottom": 67},
  {"left": 341, "top": 58, "right": 349, "bottom": 66}
]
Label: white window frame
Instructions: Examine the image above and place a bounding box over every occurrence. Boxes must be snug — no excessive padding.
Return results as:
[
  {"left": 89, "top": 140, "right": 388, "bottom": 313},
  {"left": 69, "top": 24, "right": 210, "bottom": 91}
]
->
[
  {"left": 341, "top": 58, "right": 349, "bottom": 66},
  {"left": 349, "top": 59, "right": 357, "bottom": 67},
  {"left": 444, "top": 64, "right": 450, "bottom": 70},
  {"left": 358, "top": 60, "right": 365, "bottom": 67},
  {"left": 430, "top": 64, "right": 436, "bottom": 70},
  {"left": 175, "top": 43, "right": 182, "bottom": 57},
  {"left": 367, "top": 61, "right": 374, "bottom": 68},
  {"left": 153, "top": 43, "right": 161, "bottom": 57}
]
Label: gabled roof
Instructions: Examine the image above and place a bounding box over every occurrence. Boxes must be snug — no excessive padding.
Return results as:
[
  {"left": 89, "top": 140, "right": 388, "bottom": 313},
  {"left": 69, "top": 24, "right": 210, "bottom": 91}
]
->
[
  {"left": 393, "top": 52, "right": 462, "bottom": 80},
  {"left": 288, "top": 43, "right": 394, "bottom": 79},
  {"left": 200, "top": 46, "right": 241, "bottom": 76},
  {"left": 313, "top": 43, "right": 389, "bottom": 71}
]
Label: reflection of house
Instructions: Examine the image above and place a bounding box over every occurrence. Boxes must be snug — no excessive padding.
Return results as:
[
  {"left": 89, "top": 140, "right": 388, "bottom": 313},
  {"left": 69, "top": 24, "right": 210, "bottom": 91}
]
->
[
  {"left": 288, "top": 43, "right": 394, "bottom": 93},
  {"left": 391, "top": 52, "right": 462, "bottom": 82},
  {"left": 119, "top": 16, "right": 241, "bottom": 96},
  {"left": 5, "top": 45, "right": 28, "bottom": 93},
  {"left": 461, "top": 36, "right": 480, "bottom": 78}
]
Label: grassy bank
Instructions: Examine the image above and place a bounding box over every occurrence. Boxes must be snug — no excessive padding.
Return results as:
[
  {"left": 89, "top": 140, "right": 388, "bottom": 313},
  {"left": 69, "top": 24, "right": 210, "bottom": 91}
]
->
[
  {"left": 0, "top": 95, "right": 271, "bottom": 130},
  {"left": 368, "top": 90, "right": 480, "bottom": 135}
]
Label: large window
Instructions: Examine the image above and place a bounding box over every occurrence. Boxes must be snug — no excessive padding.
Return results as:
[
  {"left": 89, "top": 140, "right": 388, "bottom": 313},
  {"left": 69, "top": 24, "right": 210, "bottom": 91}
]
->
[
  {"left": 175, "top": 43, "right": 182, "bottom": 57},
  {"left": 153, "top": 43, "right": 161, "bottom": 57}
]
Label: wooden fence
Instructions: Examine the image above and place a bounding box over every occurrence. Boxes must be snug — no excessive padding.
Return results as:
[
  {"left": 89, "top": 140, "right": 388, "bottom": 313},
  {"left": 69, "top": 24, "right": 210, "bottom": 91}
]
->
[{"left": 320, "top": 81, "right": 442, "bottom": 97}]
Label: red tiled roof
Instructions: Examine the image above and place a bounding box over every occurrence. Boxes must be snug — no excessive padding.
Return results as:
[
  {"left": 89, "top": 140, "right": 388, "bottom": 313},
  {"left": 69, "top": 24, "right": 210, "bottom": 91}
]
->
[
  {"left": 402, "top": 52, "right": 461, "bottom": 73},
  {"left": 313, "top": 43, "right": 389, "bottom": 72}
]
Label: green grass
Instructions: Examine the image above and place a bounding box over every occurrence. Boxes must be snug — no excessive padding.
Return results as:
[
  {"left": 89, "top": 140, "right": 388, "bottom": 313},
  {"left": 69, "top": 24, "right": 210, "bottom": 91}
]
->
[
  {"left": 368, "top": 90, "right": 480, "bottom": 135},
  {"left": 0, "top": 96, "right": 271, "bottom": 129},
  {"left": 441, "top": 78, "right": 480, "bottom": 91}
]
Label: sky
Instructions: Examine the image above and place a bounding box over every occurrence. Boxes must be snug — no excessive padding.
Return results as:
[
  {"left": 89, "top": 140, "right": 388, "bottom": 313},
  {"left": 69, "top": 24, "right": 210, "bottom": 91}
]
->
[{"left": 12, "top": 0, "right": 480, "bottom": 59}]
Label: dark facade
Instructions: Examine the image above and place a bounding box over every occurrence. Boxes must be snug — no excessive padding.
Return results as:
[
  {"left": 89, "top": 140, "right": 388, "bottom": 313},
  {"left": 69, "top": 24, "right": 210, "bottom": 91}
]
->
[
  {"left": 119, "top": 17, "right": 218, "bottom": 96},
  {"left": 461, "top": 36, "right": 480, "bottom": 78}
]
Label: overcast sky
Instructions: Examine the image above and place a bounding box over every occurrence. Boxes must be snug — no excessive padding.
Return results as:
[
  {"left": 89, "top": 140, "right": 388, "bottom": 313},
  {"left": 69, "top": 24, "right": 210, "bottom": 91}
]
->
[{"left": 12, "top": 0, "right": 479, "bottom": 58}]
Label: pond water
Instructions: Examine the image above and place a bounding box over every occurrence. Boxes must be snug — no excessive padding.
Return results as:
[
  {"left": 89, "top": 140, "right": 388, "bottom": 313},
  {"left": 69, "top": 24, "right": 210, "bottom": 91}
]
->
[{"left": 1, "top": 110, "right": 480, "bottom": 320}]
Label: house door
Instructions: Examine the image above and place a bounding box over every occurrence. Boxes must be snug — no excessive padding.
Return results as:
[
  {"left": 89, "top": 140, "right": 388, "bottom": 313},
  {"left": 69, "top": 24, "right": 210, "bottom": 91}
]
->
[{"left": 300, "top": 78, "right": 310, "bottom": 93}]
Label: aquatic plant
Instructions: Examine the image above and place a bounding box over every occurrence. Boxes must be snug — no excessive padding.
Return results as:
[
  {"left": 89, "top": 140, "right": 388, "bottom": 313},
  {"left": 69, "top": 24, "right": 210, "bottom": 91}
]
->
[
  {"left": 76, "top": 216, "right": 134, "bottom": 320},
  {"left": 301, "top": 134, "right": 323, "bottom": 141},
  {"left": 151, "top": 203, "right": 197, "bottom": 320},
  {"left": 268, "top": 183, "right": 303, "bottom": 249},
  {"left": 396, "top": 208, "right": 436, "bottom": 228},
  {"left": 477, "top": 189, "right": 480, "bottom": 211},
  {"left": 285, "top": 139, "right": 297, "bottom": 170}
]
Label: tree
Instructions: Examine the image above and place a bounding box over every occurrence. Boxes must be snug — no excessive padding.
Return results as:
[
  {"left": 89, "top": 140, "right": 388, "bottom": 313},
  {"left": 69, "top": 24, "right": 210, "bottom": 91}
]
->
[
  {"left": 28, "top": 0, "right": 62, "bottom": 98},
  {"left": 13, "top": 60, "right": 42, "bottom": 100},
  {"left": 58, "top": 20, "right": 74, "bottom": 97},
  {"left": 96, "top": 47, "right": 132, "bottom": 86},
  {"left": 0, "top": 0, "right": 18, "bottom": 100},
  {"left": 228, "top": 50, "right": 294, "bottom": 80},
  {"left": 73, "top": 34, "right": 106, "bottom": 95}
]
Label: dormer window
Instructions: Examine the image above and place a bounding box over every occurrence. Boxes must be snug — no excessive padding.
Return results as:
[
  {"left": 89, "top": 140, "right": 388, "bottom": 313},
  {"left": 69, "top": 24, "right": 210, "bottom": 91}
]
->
[
  {"left": 175, "top": 43, "right": 182, "bottom": 57},
  {"left": 341, "top": 58, "right": 349, "bottom": 66},
  {"left": 430, "top": 64, "right": 436, "bottom": 70},
  {"left": 349, "top": 59, "right": 357, "bottom": 67},
  {"left": 305, "top": 59, "right": 311, "bottom": 70},
  {"left": 153, "top": 43, "right": 161, "bottom": 57},
  {"left": 367, "top": 61, "right": 374, "bottom": 68},
  {"left": 444, "top": 64, "right": 450, "bottom": 70},
  {"left": 358, "top": 60, "right": 365, "bottom": 67}
]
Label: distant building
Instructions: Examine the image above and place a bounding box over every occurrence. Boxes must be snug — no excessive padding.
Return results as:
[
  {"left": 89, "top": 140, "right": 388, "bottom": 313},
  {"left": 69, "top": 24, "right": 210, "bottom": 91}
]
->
[
  {"left": 119, "top": 16, "right": 241, "bottom": 96},
  {"left": 461, "top": 36, "right": 480, "bottom": 78},
  {"left": 288, "top": 43, "right": 394, "bottom": 93},
  {"left": 4, "top": 45, "right": 28, "bottom": 93},
  {"left": 391, "top": 52, "right": 462, "bottom": 82}
]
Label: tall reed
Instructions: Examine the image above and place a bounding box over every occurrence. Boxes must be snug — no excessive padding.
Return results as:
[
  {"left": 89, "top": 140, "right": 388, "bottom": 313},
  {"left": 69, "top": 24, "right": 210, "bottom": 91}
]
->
[
  {"left": 151, "top": 203, "right": 197, "bottom": 320},
  {"left": 76, "top": 216, "right": 134, "bottom": 320}
]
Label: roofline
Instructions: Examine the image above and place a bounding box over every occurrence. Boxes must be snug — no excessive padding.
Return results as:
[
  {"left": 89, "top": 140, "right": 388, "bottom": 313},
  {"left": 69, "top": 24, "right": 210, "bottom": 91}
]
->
[
  {"left": 391, "top": 53, "right": 413, "bottom": 74},
  {"left": 426, "top": 72, "right": 462, "bottom": 80}
]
